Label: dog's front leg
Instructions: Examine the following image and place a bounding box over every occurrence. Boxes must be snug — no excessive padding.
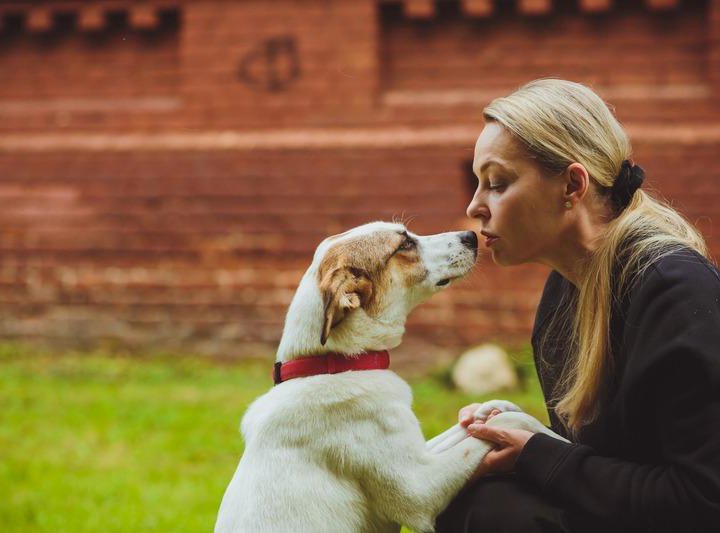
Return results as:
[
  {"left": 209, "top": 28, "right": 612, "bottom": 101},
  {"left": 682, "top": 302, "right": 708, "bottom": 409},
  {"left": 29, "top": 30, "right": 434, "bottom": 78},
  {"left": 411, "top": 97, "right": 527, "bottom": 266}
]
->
[
  {"left": 427, "top": 406, "right": 568, "bottom": 457},
  {"left": 399, "top": 413, "right": 567, "bottom": 531},
  {"left": 426, "top": 399, "right": 524, "bottom": 454},
  {"left": 425, "top": 423, "right": 469, "bottom": 454},
  {"left": 485, "top": 410, "right": 569, "bottom": 442},
  {"left": 362, "top": 427, "right": 493, "bottom": 533}
]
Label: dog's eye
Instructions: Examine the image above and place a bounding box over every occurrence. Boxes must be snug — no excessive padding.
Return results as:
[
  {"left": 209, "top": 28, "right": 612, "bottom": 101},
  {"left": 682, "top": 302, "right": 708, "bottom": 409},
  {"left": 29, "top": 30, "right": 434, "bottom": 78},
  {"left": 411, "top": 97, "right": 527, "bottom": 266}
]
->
[{"left": 398, "top": 236, "right": 416, "bottom": 251}]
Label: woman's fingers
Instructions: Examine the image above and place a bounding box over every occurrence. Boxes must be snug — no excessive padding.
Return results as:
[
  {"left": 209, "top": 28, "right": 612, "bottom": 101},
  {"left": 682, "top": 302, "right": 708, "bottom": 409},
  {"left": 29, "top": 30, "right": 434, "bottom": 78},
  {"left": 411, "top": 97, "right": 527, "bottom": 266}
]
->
[
  {"left": 461, "top": 402, "right": 515, "bottom": 428},
  {"left": 467, "top": 422, "right": 504, "bottom": 443},
  {"left": 467, "top": 423, "right": 535, "bottom": 474},
  {"left": 458, "top": 403, "right": 482, "bottom": 427},
  {"left": 471, "top": 399, "right": 523, "bottom": 423}
]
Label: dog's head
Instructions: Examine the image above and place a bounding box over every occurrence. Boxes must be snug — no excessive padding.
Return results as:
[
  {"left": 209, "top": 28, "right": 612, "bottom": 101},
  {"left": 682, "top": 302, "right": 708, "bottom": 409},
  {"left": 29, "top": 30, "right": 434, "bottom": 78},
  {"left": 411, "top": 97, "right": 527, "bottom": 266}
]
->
[{"left": 311, "top": 222, "right": 478, "bottom": 346}]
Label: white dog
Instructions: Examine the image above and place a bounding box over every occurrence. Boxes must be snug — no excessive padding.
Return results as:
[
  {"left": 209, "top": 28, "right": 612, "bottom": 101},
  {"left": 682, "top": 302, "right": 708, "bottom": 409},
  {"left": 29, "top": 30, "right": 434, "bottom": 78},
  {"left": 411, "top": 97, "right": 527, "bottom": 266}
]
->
[{"left": 215, "top": 222, "right": 565, "bottom": 533}]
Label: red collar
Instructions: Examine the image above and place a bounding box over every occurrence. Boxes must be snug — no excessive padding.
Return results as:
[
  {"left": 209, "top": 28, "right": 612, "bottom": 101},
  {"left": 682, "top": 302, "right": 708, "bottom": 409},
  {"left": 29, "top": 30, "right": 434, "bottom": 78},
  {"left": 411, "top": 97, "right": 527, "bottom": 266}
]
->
[{"left": 273, "top": 350, "right": 390, "bottom": 385}]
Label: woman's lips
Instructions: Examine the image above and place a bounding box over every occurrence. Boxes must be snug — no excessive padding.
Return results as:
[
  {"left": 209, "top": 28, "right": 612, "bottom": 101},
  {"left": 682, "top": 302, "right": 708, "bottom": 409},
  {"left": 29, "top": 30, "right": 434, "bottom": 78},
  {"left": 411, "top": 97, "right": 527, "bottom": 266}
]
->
[{"left": 481, "top": 231, "right": 499, "bottom": 247}]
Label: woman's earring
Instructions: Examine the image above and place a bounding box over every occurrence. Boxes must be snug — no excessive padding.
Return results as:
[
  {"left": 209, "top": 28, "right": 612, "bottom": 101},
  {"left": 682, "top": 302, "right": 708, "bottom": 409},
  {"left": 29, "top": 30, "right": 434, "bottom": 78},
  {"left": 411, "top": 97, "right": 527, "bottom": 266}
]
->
[{"left": 564, "top": 201, "right": 572, "bottom": 209}]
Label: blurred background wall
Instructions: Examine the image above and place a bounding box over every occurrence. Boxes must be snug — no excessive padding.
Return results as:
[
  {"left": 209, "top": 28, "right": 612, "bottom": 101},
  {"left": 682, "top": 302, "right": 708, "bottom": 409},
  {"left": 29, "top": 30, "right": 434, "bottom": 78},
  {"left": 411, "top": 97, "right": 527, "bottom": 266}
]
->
[{"left": 1, "top": 0, "right": 719, "bottom": 365}]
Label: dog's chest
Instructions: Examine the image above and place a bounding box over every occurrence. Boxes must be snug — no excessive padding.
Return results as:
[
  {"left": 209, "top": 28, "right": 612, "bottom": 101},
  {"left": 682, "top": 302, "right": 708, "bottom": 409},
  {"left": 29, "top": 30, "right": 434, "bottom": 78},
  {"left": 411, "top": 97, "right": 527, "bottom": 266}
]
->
[{"left": 242, "top": 371, "right": 412, "bottom": 450}]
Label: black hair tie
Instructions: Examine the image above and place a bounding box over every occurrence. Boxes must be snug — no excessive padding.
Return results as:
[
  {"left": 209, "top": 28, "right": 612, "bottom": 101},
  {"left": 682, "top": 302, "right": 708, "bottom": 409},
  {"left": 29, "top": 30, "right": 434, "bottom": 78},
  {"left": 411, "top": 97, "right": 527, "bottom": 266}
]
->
[{"left": 611, "top": 159, "right": 644, "bottom": 212}]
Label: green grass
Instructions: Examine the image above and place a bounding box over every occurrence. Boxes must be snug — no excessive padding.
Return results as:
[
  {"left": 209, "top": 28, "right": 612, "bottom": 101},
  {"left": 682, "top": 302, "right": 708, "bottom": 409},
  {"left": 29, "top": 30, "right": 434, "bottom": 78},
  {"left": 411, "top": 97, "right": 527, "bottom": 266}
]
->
[{"left": 0, "top": 343, "right": 545, "bottom": 532}]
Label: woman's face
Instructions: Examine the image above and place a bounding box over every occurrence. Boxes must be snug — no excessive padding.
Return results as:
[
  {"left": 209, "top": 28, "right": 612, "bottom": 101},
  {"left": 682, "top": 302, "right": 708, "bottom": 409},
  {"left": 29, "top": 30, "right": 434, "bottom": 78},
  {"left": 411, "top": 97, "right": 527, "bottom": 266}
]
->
[{"left": 467, "top": 122, "right": 568, "bottom": 267}]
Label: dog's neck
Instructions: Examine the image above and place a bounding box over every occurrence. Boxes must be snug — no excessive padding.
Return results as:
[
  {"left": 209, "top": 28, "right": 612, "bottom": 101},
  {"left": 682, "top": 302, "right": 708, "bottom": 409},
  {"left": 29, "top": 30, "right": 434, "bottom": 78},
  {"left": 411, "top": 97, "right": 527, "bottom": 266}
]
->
[{"left": 276, "top": 268, "right": 407, "bottom": 363}]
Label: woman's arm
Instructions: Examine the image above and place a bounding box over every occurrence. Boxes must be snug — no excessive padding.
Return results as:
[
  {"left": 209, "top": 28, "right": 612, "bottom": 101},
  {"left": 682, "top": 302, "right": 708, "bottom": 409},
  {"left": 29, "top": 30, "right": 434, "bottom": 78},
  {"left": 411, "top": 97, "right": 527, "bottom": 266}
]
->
[
  {"left": 515, "top": 366, "right": 720, "bottom": 532},
  {"left": 515, "top": 254, "right": 720, "bottom": 531}
]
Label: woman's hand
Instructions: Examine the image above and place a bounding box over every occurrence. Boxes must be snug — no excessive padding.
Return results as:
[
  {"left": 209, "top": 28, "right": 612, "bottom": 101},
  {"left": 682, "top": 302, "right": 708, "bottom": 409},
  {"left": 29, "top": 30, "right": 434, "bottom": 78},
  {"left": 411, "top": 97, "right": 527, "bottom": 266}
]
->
[
  {"left": 458, "top": 399, "right": 524, "bottom": 428},
  {"left": 467, "top": 410, "right": 534, "bottom": 474},
  {"left": 458, "top": 403, "right": 483, "bottom": 428}
]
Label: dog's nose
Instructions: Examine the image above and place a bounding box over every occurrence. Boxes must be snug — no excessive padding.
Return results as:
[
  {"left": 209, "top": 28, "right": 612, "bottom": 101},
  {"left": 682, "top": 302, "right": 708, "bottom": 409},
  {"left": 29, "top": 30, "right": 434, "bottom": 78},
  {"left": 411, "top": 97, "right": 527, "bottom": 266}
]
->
[{"left": 460, "top": 231, "right": 478, "bottom": 250}]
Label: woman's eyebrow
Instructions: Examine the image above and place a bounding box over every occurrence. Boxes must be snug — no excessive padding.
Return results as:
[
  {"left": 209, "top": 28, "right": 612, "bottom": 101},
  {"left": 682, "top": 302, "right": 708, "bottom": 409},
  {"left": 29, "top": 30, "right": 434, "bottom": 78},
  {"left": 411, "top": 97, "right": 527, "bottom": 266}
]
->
[{"left": 474, "top": 159, "right": 508, "bottom": 177}]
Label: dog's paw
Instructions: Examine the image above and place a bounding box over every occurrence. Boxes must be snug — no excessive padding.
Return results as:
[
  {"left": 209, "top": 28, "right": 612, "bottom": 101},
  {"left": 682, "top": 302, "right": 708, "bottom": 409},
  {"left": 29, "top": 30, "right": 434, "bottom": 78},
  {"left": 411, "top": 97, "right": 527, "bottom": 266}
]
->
[
  {"left": 484, "top": 410, "right": 545, "bottom": 433},
  {"left": 486, "top": 411, "right": 570, "bottom": 442},
  {"left": 472, "top": 400, "right": 523, "bottom": 422}
]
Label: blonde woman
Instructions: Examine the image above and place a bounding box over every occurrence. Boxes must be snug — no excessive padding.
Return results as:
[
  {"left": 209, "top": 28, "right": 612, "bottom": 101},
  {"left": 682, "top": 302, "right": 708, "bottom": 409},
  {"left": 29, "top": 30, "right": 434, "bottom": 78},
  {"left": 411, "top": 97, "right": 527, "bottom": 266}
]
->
[{"left": 437, "top": 79, "right": 720, "bottom": 532}]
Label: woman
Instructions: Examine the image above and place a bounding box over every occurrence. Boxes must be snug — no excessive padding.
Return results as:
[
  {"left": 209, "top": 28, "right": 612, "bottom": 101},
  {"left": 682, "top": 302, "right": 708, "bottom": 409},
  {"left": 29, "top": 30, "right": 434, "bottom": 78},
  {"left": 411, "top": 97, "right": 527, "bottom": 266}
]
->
[{"left": 436, "top": 79, "right": 720, "bottom": 533}]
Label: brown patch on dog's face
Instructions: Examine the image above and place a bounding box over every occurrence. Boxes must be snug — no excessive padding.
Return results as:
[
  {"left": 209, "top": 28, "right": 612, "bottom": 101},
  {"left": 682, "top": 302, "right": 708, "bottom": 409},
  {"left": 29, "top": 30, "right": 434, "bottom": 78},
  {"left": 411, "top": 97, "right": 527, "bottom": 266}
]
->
[
  {"left": 320, "top": 231, "right": 401, "bottom": 275},
  {"left": 386, "top": 232, "right": 428, "bottom": 287},
  {"left": 317, "top": 229, "right": 425, "bottom": 345}
]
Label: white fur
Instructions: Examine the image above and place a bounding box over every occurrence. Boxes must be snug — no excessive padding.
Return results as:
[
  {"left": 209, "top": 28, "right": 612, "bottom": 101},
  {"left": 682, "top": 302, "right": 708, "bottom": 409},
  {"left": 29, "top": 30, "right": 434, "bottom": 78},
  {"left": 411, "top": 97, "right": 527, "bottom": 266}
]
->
[
  {"left": 426, "top": 400, "right": 568, "bottom": 455},
  {"left": 215, "top": 222, "right": 565, "bottom": 533}
]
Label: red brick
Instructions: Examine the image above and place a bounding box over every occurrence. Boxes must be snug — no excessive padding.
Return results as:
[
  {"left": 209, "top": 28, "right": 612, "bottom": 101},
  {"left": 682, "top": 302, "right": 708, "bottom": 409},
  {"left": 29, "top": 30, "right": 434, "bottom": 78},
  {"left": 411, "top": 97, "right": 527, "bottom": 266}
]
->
[
  {"left": 461, "top": 0, "right": 494, "bottom": 17},
  {"left": 129, "top": 5, "right": 159, "bottom": 30},
  {"left": 26, "top": 8, "right": 53, "bottom": 32},
  {"left": 402, "top": 0, "right": 436, "bottom": 19},
  {"left": 579, "top": 0, "right": 613, "bottom": 13},
  {"left": 518, "top": 0, "right": 553, "bottom": 16},
  {"left": 645, "top": 0, "right": 679, "bottom": 10},
  {"left": 78, "top": 7, "right": 105, "bottom": 31}
]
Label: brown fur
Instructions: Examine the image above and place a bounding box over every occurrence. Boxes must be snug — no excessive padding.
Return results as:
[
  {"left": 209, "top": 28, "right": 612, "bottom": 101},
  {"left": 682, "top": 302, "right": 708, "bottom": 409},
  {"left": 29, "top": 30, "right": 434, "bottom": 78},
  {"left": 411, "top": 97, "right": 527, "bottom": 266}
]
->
[{"left": 317, "top": 230, "right": 425, "bottom": 345}]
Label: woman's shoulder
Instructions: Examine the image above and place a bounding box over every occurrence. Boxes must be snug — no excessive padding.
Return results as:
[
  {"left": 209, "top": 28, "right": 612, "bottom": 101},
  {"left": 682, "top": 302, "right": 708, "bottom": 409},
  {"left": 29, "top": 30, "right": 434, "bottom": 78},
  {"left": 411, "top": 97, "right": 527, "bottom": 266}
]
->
[
  {"left": 650, "top": 247, "right": 720, "bottom": 285},
  {"left": 632, "top": 247, "right": 720, "bottom": 300},
  {"left": 620, "top": 247, "right": 720, "bottom": 386},
  {"left": 623, "top": 247, "right": 720, "bottom": 325}
]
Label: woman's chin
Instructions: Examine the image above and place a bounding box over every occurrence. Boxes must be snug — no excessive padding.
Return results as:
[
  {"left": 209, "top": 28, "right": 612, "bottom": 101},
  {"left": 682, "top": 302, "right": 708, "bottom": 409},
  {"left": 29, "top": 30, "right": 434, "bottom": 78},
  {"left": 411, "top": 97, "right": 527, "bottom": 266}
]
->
[{"left": 489, "top": 248, "right": 519, "bottom": 267}]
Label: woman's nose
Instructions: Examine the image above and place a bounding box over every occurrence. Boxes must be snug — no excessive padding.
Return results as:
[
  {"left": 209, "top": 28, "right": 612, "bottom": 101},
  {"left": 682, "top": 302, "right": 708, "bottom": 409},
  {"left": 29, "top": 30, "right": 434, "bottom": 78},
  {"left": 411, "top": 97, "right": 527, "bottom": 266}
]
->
[{"left": 466, "top": 193, "right": 490, "bottom": 221}]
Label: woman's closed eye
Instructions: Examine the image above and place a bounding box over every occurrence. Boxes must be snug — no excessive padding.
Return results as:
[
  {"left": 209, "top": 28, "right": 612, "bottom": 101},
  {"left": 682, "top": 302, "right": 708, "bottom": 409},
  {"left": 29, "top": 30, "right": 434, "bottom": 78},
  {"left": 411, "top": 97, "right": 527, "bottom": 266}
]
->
[{"left": 482, "top": 174, "right": 507, "bottom": 192}]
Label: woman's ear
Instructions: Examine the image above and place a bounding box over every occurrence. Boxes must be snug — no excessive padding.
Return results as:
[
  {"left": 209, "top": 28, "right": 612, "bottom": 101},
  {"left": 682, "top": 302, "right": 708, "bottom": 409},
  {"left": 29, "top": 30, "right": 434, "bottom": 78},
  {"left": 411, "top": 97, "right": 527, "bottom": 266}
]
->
[{"left": 563, "top": 162, "right": 590, "bottom": 208}]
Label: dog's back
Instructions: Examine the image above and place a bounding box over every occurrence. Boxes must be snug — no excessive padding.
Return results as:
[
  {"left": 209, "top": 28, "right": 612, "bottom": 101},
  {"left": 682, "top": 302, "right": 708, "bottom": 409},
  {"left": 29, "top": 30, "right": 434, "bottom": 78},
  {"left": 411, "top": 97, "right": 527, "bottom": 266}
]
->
[{"left": 215, "top": 370, "right": 409, "bottom": 533}]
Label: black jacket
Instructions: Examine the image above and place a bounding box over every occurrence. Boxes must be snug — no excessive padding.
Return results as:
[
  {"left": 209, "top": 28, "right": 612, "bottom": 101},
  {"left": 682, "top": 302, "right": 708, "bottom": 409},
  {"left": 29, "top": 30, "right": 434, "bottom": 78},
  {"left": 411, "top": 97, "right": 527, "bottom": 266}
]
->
[{"left": 515, "top": 248, "right": 720, "bottom": 532}]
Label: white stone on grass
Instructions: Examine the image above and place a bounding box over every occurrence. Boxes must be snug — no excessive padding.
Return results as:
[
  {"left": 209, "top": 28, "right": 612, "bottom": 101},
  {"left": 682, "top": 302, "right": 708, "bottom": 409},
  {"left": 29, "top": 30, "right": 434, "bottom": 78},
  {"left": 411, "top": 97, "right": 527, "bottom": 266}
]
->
[{"left": 451, "top": 343, "right": 519, "bottom": 395}]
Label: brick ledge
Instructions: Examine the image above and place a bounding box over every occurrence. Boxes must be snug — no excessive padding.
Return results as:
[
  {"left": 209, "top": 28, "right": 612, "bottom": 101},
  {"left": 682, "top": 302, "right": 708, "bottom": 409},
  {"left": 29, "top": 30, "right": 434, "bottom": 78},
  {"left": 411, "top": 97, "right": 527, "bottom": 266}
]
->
[
  {"left": 0, "top": 124, "right": 719, "bottom": 152},
  {"left": 383, "top": 85, "right": 713, "bottom": 107}
]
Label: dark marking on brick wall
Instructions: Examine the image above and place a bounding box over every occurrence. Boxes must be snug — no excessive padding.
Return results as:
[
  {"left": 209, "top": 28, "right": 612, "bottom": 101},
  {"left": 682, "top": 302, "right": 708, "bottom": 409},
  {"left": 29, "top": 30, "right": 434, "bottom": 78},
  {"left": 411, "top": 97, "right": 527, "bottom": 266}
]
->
[{"left": 238, "top": 36, "right": 301, "bottom": 92}]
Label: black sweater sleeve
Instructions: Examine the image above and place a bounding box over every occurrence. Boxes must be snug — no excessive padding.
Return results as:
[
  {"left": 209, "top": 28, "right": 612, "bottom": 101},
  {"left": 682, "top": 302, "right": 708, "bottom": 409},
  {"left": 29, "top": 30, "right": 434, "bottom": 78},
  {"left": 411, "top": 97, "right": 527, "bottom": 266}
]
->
[{"left": 516, "top": 253, "right": 720, "bottom": 531}]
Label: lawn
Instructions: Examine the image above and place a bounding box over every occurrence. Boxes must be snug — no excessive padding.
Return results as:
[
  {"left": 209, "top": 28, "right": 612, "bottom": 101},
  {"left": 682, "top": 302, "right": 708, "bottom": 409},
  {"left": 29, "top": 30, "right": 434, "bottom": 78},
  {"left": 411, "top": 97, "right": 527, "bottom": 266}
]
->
[{"left": 0, "top": 342, "right": 546, "bottom": 532}]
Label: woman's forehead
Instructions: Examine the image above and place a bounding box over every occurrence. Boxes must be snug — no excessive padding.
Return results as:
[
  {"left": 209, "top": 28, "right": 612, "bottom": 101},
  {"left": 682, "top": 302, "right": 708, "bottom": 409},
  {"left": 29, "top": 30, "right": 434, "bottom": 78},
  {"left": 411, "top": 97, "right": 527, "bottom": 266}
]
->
[{"left": 473, "top": 124, "right": 525, "bottom": 175}]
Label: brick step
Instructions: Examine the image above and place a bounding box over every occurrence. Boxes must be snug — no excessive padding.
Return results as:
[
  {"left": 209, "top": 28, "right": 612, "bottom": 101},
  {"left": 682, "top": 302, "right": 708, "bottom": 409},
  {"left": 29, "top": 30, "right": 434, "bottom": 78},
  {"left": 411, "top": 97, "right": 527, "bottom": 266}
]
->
[
  {"left": 0, "top": 195, "right": 462, "bottom": 213},
  {"left": 0, "top": 186, "right": 457, "bottom": 199},
  {"left": 0, "top": 163, "right": 468, "bottom": 184},
  {"left": 0, "top": 265, "right": 306, "bottom": 287},
  {"left": 0, "top": 213, "right": 468, "bottom": 236},
  {"left": 0, "top": 249, "right": 201, "bottom": 262}
]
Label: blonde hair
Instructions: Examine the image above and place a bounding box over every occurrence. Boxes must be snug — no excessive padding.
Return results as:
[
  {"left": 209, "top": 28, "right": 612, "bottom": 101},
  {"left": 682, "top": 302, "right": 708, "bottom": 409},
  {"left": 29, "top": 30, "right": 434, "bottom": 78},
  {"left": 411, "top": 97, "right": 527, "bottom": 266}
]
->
[{"left": 484, "top": 79, "right": 708, "bottom": 433}]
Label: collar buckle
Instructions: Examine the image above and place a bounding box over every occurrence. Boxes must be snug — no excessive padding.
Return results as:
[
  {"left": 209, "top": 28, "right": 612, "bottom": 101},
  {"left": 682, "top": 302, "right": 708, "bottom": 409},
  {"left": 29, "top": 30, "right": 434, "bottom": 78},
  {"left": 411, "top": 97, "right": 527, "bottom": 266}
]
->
[{"left": 273, "top": 361, "right": 283, "bottom": 385}]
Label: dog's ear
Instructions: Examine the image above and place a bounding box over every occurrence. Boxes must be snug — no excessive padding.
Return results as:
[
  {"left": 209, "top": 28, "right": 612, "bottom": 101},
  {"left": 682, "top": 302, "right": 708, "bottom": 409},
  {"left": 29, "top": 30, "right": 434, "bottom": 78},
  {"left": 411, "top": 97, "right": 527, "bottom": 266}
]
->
[{"left": 319, "top": 266, "right": 373, "bottom": 345}]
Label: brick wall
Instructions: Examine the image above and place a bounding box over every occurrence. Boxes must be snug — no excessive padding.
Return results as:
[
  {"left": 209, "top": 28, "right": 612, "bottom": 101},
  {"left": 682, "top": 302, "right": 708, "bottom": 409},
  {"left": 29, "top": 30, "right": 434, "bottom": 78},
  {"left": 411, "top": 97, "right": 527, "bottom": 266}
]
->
[{"left": 1, "top": 0, "right": 719, "bottom": 366}]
